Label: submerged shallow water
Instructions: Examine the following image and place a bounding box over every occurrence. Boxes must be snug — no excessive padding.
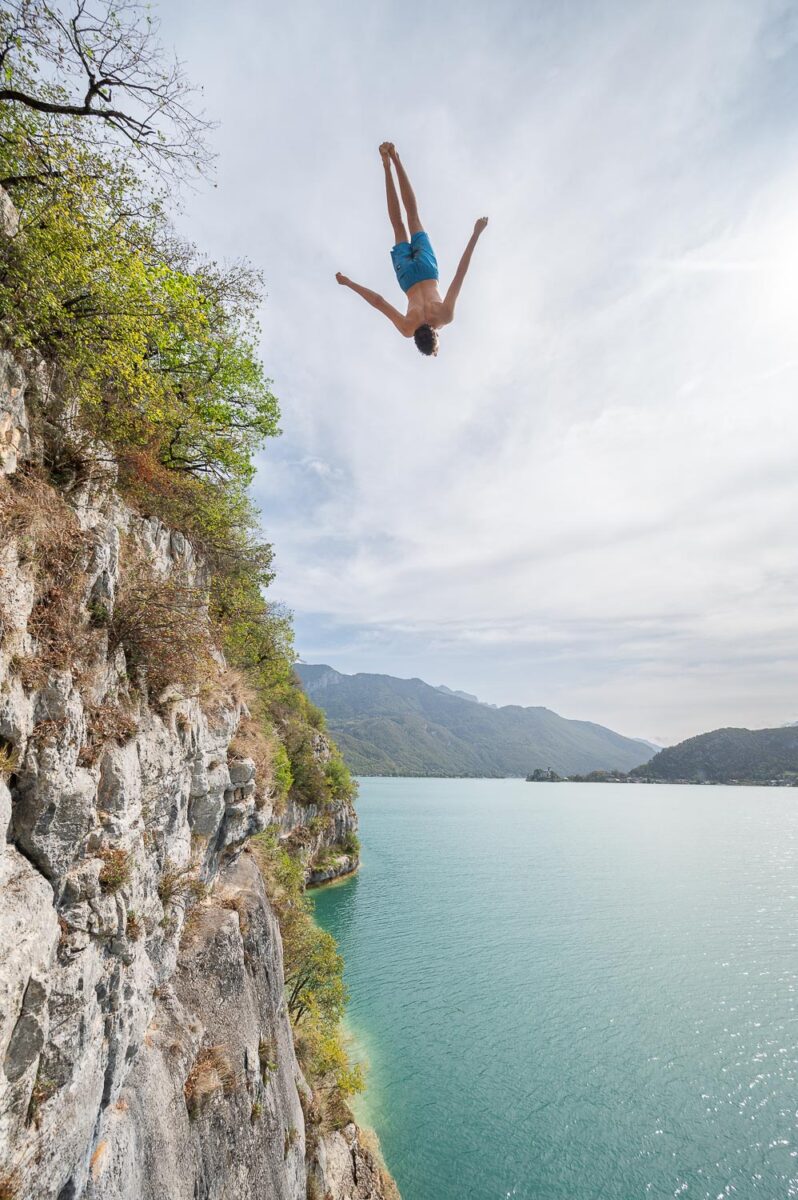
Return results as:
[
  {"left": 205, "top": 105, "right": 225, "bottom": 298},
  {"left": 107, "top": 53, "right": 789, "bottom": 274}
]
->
[{"left": 312, "top": 778, "right": 798, "bottom": 1200}]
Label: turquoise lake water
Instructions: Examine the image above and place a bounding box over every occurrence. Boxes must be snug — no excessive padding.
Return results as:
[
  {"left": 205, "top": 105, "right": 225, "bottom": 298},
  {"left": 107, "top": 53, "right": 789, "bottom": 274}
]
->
[{"left": 312, "top": 777, "right": 798, "bottom": 1200}]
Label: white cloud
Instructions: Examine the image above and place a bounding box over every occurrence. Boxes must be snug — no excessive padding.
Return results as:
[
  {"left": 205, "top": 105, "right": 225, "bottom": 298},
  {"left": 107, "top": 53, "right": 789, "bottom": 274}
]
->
[{"left": 159, "top": 0, "right": 798, "bottom": 742}]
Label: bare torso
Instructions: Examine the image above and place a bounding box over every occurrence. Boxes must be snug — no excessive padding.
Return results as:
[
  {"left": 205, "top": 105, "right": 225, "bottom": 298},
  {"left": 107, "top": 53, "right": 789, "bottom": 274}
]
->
[{"left": 404, "top": 278, "right": 452, "bottom": 333}]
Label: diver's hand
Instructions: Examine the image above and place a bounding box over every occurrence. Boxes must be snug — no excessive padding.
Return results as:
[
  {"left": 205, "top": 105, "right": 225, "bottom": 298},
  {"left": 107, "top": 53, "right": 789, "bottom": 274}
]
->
[
  {"left": 474, "top": 217, "right": 489, "bottom": 235},
  {"left": 335, "top": 272, "right": 350, "bottom": 286}
]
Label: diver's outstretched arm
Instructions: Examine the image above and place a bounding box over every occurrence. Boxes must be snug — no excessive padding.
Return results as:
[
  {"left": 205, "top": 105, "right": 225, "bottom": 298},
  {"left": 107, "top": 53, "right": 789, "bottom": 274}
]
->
[
  {"left": 441, "top": 217, "right": 488, "bottom": 322},
  {"left": 336, "top": 273, "right": 412, "bottom": 337}
]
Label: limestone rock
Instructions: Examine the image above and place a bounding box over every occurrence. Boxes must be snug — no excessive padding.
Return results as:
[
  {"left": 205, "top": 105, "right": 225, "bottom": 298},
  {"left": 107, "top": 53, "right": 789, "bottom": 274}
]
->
[{"left": 0, "top": 845, "right": 59, "bottom": 1156}]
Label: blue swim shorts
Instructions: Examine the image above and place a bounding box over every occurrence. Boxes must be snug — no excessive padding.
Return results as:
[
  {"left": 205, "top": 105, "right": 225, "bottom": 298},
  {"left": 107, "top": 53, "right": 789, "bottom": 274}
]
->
[{"left": 390, "top": 231, "right": 439, "bottom": 293}]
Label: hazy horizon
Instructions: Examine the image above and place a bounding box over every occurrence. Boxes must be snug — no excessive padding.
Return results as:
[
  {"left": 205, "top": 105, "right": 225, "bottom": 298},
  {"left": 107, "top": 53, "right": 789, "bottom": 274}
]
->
[{"left": 158, "top": 0, "right": 798, "bottom": 745}]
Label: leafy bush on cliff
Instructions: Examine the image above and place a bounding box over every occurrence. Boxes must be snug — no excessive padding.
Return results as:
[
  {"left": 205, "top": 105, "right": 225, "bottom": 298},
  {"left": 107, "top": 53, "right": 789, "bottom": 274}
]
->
[{"left": 252, "top": 832, "right": 363, "bottom": 1119}]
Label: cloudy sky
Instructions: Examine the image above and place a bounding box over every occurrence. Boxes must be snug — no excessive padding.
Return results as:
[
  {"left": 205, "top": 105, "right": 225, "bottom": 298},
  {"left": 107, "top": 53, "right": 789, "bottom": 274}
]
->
[{"left": 158, "top": 0, "right": 798, "bottom": 745}]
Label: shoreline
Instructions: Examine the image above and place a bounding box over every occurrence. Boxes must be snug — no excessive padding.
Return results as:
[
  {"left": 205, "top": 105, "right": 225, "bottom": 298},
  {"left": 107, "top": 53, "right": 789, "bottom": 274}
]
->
[
  {"left": 310, "top": 866, "right": 401, "bottom": 1193},
  {"left": 306, "top": 860, "right": 360, "bottom": 890}
]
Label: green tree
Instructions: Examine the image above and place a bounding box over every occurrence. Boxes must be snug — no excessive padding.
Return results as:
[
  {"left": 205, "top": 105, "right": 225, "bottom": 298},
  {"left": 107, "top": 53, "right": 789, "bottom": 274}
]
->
[
  {"left": 0, "top": 120, "right": 280, "bottom": 483},
  {"left": 285, "top": 923, "right": 347, "bottom": 1027}
]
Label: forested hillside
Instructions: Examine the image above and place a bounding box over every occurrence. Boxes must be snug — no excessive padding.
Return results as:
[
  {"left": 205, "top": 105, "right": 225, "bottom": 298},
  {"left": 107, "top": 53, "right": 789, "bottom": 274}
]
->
[
  {"left": 632, "top": 726, "right": 798, "bottom": 784},
  {"left": 297, "top": 665, "right": 652, "bottom": 776}
]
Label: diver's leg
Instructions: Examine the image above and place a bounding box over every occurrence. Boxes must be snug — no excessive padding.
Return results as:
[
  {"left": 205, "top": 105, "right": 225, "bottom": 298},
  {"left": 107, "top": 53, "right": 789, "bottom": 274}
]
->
[
  {"left": 391, "top": 147, "right": 423, "bottom": 235},
  {"left": 380, "top": 143, "right": 408, "bottom": 244}
]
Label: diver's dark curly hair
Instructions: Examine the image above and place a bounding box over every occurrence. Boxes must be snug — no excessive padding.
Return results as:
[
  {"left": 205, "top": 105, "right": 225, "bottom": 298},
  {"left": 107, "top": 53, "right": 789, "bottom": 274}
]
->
[{"left": 413, "top": 324, "right": 439, "bottom": 356}]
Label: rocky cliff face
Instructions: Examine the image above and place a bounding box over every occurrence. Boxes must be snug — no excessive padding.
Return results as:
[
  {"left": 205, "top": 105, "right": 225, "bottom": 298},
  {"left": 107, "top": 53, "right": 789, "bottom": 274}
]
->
[{"left": 0, "top": 224, "right": 392, "bottom": 1197}]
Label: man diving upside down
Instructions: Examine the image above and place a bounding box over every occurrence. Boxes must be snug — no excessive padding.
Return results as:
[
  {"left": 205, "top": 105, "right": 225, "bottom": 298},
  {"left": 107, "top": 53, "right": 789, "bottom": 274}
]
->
[{"left": 336, "top": 142, "right": 488, "bottom": 357}]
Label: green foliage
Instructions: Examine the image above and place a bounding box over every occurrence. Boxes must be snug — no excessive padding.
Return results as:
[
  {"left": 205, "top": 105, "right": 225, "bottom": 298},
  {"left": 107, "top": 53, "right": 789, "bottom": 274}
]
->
[
  {"left": 252, "top": 833, "right": 362, "bottom": 1104},
  {"left": 283, "top": 725, "right": 329, "bottom": 808},
  {"left": 0, "top": 113, "right": 279, "bottom": 486},
  {"left": 295, "top": 1021, "right": 364, "bottom": 1101},
  {"left": 340, "top": 830, "right": 360, "bottom": 857},
  {"left": 278, "top": 726, "right": 355, "bottom": 811},
  {"left": 272, "top": 741, "right": 293, "bottom": 801},
  {"left": 213, "top": 574, "right": 297, "bottom": 713},
  {"left": 631, "top": 726, "right": 798, "bottom": 785},
  {"left": 307, "top": 702, "right": 326, "bottom": 730},
  {"left": 324, "top": 751, "right": 355, "bottom": 802}
]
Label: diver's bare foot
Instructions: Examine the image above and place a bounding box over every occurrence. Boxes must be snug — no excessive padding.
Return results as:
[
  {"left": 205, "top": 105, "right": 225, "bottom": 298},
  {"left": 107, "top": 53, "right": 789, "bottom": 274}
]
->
[{"left": 379, "top": 142, "right": 395, "bottom": 162}]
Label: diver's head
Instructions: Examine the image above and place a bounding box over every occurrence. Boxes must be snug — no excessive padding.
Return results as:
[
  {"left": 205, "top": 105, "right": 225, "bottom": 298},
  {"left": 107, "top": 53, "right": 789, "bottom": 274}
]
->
[{"left": 413, "top": 324, "right": 439, "bottom": 357}]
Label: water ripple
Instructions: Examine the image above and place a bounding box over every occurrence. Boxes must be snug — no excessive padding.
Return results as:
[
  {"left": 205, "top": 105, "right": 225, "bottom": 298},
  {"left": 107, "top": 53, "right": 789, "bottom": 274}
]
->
[{"left": 313, "top": 780, "right": 798, "bottom": 1200}]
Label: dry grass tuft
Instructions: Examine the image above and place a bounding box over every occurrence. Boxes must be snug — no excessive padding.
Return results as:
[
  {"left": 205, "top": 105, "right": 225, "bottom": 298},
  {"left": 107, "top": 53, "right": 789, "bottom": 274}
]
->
[
  {"left": 0, "top": 742, "right": 18, "bottom": 781},
  {"left": 283, "top": 1125, "right": 300, "bottom": 1159},
  {"left": 78, "top": 702, "right": 138, "bottom": 767},
  {"left": 109, "top": 551, "right": 215, "bottom": 701},
  {"left": 98, "top": 848, "right": 131, "bottom": 894},
  {"left": 27, "top": 717, "right": 66, "bottom": 745},
  {"left": 125, "top": 910, "right": 142, "bottom": 941},
  {"left": 158, "top": 860, "right": 206, "bottom": 907},
  {"left": 26, "top": 1070, "right": 57, "bottom": 1126},
  {"left": 184, "top": 1045, "right": 237, "bottom": 1119},
  {"left": 258, "top": 1035, "right": 277, "bottom": 1082},
  {"left": 200, "top": 664, "right": 253, "bottom": 720},
  {"left": 0, "top": 470, "right": 96, "bottom": 687},
  {"left": 229, "top": 714, "right": 277, "bottom": 810}
]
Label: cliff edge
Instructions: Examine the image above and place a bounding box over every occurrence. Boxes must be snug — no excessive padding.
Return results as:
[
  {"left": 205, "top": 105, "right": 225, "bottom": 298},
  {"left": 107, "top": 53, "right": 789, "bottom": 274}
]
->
[{"left": 0, "top": 191, "right": 396, "bottom": 1200}]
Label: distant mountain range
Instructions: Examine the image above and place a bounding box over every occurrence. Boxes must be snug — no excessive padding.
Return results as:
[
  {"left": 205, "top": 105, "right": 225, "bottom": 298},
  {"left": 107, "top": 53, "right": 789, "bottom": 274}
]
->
[
  {"left": 435, "top": 684, "right": 486, "bottom": 704},
  {"left": 296, "top": 664, "right": 653, "bottom": 777},
  {"left": 632, "top": 725, "right": 798, "bottom": 784}
]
